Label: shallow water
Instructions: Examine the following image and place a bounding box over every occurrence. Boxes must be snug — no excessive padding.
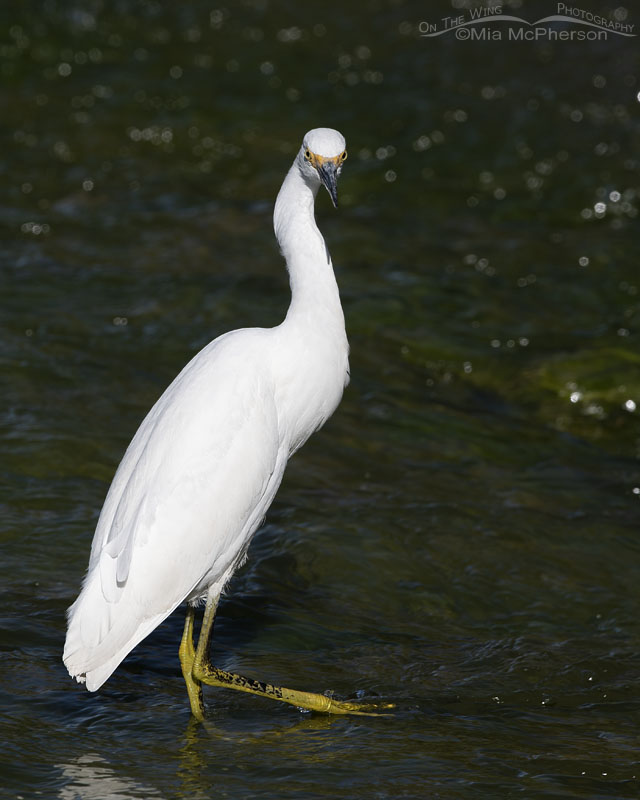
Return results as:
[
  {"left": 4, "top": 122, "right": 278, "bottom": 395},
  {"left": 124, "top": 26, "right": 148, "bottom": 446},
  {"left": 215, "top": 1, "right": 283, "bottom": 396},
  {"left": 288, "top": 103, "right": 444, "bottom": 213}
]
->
[{"left": 2, "top": 1, "right": 639, "bottom": 798}]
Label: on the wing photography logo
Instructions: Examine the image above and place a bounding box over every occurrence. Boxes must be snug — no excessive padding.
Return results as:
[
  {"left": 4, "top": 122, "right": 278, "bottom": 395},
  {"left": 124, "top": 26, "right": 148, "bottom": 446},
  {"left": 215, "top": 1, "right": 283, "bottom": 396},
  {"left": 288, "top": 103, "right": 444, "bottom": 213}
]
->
[{"left": 419, "top": 3, "right": 636, "bottom": 41}]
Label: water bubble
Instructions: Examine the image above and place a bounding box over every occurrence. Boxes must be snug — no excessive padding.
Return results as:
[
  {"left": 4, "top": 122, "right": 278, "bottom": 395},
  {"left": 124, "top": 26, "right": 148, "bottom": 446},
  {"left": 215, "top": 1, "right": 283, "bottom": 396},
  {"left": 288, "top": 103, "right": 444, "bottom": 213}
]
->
[
  {"left": 525, "top": 174, "right": 543, "bottom": 190},
  {"left": 585, "top": 403, "right": 604, "bottom": 418},
  {"left": 20, "top": 221, "right": 50, "bottom": 235},
  {"left": 363, "top": 69, "right": 383, "bottom": 84},
  {"left": 517, "top": 142, "right": 533, "bottom": 159},
  {"left": 413, "top": 135, "right": 431, "bottom": 152},
  {"left": 184, "top": 27, "right": 202, "bottom": 43},
  {"left": 624, "top": 399, "right": 636, "bottom": 412},
  {"left": 210, "top": 9, "right": 225, "bottom": 28},
  {"left": 578, "top": 256, "right": 589, "bottom": 266},
  {"left": 570, "top": 391, "right": 582, "bottom": 403},
  {"left": 277, "top": 26, "right": 302, "bottom": 42},
  {"left": 92, "top": 84, "right": 112, "bottom": 99}
]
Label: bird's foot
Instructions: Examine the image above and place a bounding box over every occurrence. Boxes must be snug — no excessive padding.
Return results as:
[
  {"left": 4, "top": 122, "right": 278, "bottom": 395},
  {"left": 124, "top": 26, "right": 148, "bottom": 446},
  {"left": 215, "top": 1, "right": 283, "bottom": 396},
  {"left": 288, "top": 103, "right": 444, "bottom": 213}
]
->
[
  {"left": 192, "top": 661, "right": 394, "bottom": 717},
  {"left": 312, "top": 692, "right": 395, "bottom": 717},
  {"left": 255, "top": 680, "right": 395, "bottom": 717}
]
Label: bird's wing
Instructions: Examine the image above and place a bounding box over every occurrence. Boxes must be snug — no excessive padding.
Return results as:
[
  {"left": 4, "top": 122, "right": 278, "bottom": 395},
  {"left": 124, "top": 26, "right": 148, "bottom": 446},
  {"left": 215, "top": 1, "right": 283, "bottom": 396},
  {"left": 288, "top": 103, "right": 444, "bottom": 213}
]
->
[
  {"left": 100, "top": 332, "right": 281, "bottom": 598},
  {"left": 66, "top": 331, "right": 286, "bottom": 678}
]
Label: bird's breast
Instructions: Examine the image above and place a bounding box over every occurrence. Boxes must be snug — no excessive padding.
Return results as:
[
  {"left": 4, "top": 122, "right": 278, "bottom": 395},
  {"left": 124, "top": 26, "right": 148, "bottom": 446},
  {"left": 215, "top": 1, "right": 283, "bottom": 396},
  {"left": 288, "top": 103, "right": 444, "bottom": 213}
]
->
[{"left": 271, "top": 323, "right": 349, "bottom": 455}]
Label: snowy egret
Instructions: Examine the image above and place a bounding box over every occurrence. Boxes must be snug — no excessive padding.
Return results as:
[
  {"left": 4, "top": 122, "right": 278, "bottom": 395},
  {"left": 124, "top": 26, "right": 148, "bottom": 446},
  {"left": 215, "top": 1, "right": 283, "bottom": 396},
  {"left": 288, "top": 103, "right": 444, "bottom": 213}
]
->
[{"left": 64, "top": 128, "right": 388, "bottom": 719}]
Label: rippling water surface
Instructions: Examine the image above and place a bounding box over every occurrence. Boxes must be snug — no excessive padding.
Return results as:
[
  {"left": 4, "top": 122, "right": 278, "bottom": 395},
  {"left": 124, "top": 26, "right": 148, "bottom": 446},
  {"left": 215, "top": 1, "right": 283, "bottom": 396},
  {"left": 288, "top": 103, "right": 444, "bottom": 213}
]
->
[{"left": 2, "top": 1, "right": 639, "bottom": 798}]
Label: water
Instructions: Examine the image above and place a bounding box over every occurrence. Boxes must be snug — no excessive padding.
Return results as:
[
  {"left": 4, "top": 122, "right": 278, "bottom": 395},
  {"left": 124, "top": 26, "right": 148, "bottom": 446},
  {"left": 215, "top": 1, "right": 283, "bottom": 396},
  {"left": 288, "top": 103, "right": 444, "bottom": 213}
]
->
[{"left": 2, "top": 1, "right": 639, "bottom": 797}]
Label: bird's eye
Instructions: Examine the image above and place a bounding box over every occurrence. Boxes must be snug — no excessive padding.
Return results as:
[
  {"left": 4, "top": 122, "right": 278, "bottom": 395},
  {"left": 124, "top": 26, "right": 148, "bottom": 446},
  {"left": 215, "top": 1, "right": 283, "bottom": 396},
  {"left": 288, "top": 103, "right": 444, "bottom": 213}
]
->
[
  {"left": 340, "top": 151, "right": 347, "bottom": 161},
  {"left": 304, "top": 149, "right": 312, "bottom": 160}
]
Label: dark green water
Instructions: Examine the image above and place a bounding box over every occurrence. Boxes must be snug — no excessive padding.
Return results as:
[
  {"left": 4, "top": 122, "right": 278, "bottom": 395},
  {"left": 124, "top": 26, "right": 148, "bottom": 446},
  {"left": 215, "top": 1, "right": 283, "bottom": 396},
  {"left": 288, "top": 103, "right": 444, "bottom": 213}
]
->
[{"left": 2, "top": 1, "right": 639, "bottom": 797}]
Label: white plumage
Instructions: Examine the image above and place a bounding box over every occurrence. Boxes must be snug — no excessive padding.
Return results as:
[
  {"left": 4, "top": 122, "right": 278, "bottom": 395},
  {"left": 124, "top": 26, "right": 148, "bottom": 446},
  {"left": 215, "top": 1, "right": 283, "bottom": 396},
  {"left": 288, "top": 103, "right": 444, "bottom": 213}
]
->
[{"left": 63, "top": 128, "right": 351, "bottom": 706}]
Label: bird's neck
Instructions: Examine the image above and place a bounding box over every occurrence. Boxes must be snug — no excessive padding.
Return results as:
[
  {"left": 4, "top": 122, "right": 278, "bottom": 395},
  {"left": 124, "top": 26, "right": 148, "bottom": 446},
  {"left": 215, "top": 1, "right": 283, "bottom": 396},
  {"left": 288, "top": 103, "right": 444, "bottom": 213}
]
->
[{"left": 273, "top": 162, "right": 343, "bottom": 326}]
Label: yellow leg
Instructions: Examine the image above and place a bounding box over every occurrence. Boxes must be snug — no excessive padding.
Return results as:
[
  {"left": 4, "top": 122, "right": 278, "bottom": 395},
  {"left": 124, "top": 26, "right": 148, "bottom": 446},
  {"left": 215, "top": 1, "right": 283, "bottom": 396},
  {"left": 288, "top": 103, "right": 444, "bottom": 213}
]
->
[
  {"left": 178, "top": 606, "right": 205, "bottom": 721},
  {"left": 186, "top": 590, "right": 393, "bottom": 718}
]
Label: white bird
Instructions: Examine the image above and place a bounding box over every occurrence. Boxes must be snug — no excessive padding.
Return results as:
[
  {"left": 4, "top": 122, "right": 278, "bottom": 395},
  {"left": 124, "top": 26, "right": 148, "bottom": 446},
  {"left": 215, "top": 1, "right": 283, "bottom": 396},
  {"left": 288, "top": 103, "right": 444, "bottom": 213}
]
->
[{"left": 64, "top": 128, "right": 388, "bottom": 719}]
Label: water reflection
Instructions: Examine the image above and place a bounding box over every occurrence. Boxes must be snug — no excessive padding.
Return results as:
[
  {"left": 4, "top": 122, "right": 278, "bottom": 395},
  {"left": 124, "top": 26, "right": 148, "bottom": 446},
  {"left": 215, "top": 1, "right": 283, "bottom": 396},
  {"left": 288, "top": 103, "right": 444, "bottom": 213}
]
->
[{"left": 58, "top": 754, "right": 162, "bottom": 799}]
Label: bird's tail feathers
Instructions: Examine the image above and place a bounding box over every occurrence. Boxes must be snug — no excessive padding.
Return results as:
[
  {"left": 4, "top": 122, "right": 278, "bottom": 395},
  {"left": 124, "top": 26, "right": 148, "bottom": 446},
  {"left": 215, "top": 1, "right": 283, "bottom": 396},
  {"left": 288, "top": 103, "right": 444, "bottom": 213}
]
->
[{"left": 63, "top": 571, "right": 180, "bottom": 692}]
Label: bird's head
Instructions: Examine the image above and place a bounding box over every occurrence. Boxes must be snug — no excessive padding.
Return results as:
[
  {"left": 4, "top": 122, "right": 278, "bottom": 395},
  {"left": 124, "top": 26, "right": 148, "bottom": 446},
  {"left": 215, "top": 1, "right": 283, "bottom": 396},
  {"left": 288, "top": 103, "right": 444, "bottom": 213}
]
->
[{"left": 298, "top": 128, "right": 347, "bottom": 208}]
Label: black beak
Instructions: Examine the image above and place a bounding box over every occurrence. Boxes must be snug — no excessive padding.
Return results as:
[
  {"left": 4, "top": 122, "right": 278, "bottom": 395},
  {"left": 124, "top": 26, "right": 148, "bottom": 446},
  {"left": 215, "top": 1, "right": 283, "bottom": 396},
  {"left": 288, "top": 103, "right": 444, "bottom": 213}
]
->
[{"left": 317, "top": 162, "right": 339, "bottom": 208}]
